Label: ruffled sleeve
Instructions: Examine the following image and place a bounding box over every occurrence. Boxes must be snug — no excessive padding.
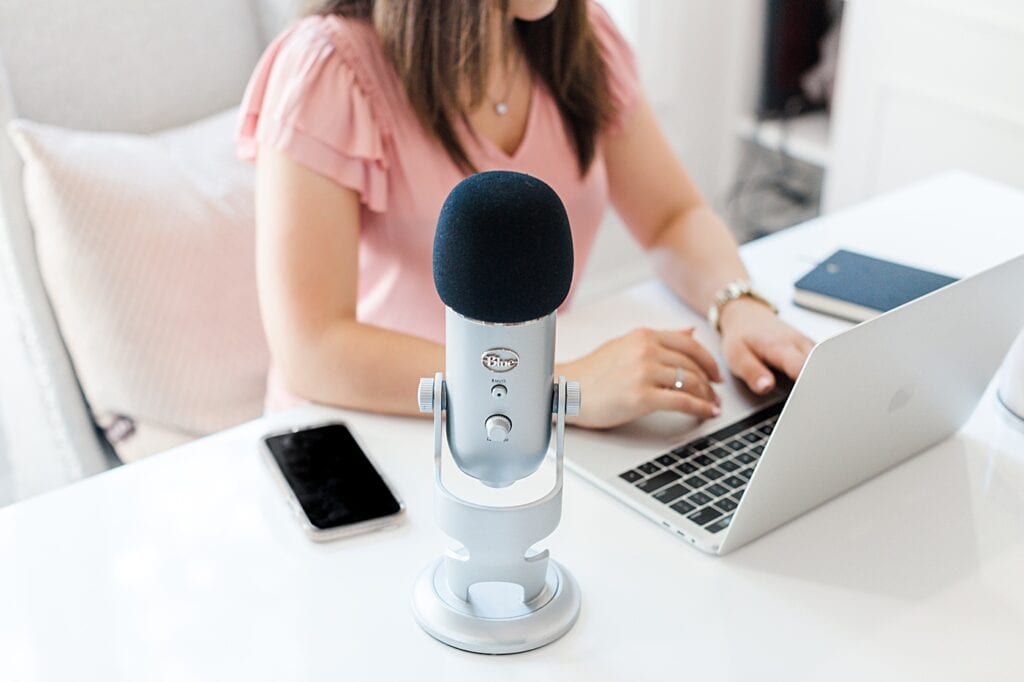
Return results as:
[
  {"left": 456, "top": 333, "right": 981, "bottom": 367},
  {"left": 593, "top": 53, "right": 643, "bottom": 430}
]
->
[
  {"left": 589, "top": 1, "right": 641, "bottom": 135},
  {"left": 236, "top": 16, "right": 389, "bottom": 213}
]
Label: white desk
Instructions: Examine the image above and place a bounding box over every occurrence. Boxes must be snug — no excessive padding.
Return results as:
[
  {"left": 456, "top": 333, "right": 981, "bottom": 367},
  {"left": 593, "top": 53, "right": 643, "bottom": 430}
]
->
[{"left": 3, "top": 172, "right": 1024, "bottom": 681}]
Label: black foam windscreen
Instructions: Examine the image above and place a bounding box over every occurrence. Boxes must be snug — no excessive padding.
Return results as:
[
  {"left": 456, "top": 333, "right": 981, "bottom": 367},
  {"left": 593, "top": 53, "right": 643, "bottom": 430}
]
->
[{"left": 433, "top": 171, "right": 574, "bottom": 323}]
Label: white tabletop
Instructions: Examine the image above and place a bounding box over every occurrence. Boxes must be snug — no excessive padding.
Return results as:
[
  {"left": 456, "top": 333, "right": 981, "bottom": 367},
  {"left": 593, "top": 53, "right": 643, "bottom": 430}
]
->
[{"left": 3, "top": 172, "right": 1024, "bottom": 681}]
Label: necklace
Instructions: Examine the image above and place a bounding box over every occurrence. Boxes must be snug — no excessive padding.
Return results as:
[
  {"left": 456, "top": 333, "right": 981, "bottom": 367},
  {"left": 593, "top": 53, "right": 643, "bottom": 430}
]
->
[{"left": 488, "top": 52, "right": 522, "bottom": 117}]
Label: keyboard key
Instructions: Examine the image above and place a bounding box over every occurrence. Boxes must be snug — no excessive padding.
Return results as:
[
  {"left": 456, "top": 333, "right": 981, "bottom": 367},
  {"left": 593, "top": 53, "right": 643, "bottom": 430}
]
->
[
  {"left": 619, "top": 469, "right": 644, "bottom": 483},
  {"left": 742, "top": 432, "right": 762, "bottom": 444},
  {"left": 715, "top": 498, "right": 738, "bottom": 512},
  {"left": 709, "top": 447, "right": 730, "bottom": 459},
  {"left": 654, "top": 483, "right": 689, "bottom": 504},
  {"left": 753, "top": 445, "right": 765, "bottom": 455},
  {"left": 703, "top": 467, "right": 724, "bottom": 481},
  {"left": 637, "top": 470, "right": 681, "bottom": 493},
  {"left": 707, "top": 402, "right": 784, "bottom": 442},
  {"left": 694, "top": 454, "right": 714, "bottom": 467},
  {"left": 727, "top": 440, "right": 745, "bottom": 451},
  {"left": 687, "top": 506, "right": 723, "bottom": 527},
  {"left": 688, "top": 491, "right": 713, "bottom": 506},
  {"left": 656, "top": 453, "right": 677, "bottom": 467},
  {"left": 705, "top": 514, "right": 733, "bottom": 534},
  {"left": 757, "top": 424, "right": 773, "bottom": 435},
  {"left": 722, "top": 475, "right": 746, "bottom": 489},
  {"left": 638, "top": 461, "right": 661, "bottom": 475},
  {"left": 730, "top": 491, "right": 743, "bottom": 502},
  {"left": 672, "top": 445, "right": 699, "bottom": 458},
  {"left": 719, "top": 460, "right": 740, "bottom": 472},
  {"left": 737, "top": 452, "right": 756, "bottom": 465},
  {"left": 739, "top": 468, "right": 754, "bottom": 480},
  {"left": 683, "top": 475, "right": 707, "bottom": 488},
  {"left": 706, "top": 483, "right": 729, "bottom": 498},
  {"left": 675, "top": 461, "right": 698, "bottom": 475},
  {"left": 691, "top": 437, "right": 713, "bottom": 451},
  {"left": 671, "top": 499, "right": 695, "bottom": 515}
]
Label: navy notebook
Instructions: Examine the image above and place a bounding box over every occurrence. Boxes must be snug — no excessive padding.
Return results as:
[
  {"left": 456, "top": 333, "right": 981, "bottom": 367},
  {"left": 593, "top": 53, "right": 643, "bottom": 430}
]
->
[{"left": 793, "top": 250, "right": 958, "bottom": 322}]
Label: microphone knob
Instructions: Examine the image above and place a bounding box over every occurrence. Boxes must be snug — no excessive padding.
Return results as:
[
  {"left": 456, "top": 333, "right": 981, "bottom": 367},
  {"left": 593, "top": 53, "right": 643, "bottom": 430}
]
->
[
  {"left": 418, "top": 377, "right": 435, "bottom": 413},
  {"left": 485, "top": 414, "right": 512, "bottom": 442},
  {"left": 566, "top": 381, "right": 581, "bottom": 417}
]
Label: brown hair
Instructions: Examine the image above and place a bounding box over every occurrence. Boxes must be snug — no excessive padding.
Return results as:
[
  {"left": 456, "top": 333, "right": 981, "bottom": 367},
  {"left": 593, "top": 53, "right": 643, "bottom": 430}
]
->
[{"left": 309, "top": 0, "right": 614, "bottom": 175}]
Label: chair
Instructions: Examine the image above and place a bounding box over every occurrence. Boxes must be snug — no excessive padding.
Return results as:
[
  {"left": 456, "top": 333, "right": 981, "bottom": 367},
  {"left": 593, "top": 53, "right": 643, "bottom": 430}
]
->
[{"left": 0, "top": 0, "right": 297, "bottom": 492}]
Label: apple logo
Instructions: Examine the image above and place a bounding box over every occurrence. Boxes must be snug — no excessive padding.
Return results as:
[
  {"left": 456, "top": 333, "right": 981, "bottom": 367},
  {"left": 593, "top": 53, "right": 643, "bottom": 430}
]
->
[{"left": 889, "top": 384, "right": 915, "bottom": 413}]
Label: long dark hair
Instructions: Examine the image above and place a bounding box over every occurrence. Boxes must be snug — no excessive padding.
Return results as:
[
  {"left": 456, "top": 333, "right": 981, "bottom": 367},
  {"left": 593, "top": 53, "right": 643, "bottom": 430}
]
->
[{"left": 309, "top": 0, "right": 614, "bottom": 176}]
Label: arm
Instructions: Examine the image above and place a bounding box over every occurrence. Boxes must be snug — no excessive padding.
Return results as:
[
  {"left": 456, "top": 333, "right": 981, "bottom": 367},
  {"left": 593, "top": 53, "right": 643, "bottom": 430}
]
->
[
  {"left": 603, "top": 96, "right": 814, "bottom": 394},
  {"left": 255, "top": 147, "right": 443, "bottom": 415}
]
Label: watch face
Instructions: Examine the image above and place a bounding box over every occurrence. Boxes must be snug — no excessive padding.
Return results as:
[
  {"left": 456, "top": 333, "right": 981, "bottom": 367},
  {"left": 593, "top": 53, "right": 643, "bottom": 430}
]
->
[{"left": 729, "top": 281, "right": 750, "bottom": 297}]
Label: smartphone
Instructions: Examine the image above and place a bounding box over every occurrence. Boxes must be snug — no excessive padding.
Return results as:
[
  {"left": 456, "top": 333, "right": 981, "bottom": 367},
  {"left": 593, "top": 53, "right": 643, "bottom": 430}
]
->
[{"left": 261, "top": 421, "right": 404, "bottom": 541}]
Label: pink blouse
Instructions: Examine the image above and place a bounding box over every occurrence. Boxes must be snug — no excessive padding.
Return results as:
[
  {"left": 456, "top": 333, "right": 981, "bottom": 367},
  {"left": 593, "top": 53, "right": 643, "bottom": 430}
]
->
[{"left": 237, "top": 1, "right": 640, "bottom": 410}]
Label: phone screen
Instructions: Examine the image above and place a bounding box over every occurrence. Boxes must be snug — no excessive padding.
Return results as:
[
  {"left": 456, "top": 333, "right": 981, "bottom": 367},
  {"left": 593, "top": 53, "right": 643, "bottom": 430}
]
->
[{"left": 264, "top": 423, "right": 401, "bottom": 530}]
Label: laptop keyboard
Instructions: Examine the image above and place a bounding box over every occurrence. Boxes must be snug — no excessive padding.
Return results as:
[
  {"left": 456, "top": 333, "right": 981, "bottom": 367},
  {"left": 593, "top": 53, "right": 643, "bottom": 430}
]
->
[{"left": 617, "top": 402, "right": 784, "bottom": 534}]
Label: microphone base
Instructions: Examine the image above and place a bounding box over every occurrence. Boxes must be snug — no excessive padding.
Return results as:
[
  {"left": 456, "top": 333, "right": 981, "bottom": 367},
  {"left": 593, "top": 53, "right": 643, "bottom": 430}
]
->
[{"left": 412, "top": 556, "right": 581, "bottom": 655}]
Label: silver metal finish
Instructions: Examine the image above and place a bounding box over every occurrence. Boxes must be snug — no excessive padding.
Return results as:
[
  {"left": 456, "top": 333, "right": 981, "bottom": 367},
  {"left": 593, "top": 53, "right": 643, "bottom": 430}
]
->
[
  {"left": 412, "top": 557, "right": 581, "bottom": 655},
  {"left": 565, "top": 253, "right": 1024, "bottom": 556},
  {"left": 412, "top": 373, "right": 582, "bottom": 654},
  {"left": 565, "top": 381, "right": 581, "bottom": 417},
  {"left": 706, "top": 279, "right": 777, "bottom": 334},
  {"left": 719, "top": 253, "right": 1024, "bottom": 554},
  {"left": 417, "top": 377, "right": 435, "bottom": 414},
  {"left": 673, "top": 367, "right": 686, "bottom": 391},
  {"left": 484, "top": 414, "right": 512, "bottom": 442},
  {"left": 480, "top": 348, "right": 520, "bottom": 372},
  {"left": 444, "top": 309, "right": 556, "bottom": 487}
]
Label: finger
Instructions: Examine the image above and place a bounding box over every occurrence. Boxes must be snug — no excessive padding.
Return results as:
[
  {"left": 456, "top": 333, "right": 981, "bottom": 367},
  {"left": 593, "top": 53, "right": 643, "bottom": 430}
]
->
[
  {"left": 643, "top": 387, "right": 721, "bottom": 419},
  {"left": 656, "top": 347, "right": 711, "bottom": 384},
  {"left": 649, "top": 364, "right": 719, "bottom": 405},
  {"left": 756, "top": 339, "right": 807, "bottom": 380},
  {"left": 655, "top": 329, "right": 723, "bottom": 382},
  {"left": 797, "top": 335, "right": 816, "bottom": 357},
  {"left": 725, "top": 341, "right": 775, "bottom": 394}
]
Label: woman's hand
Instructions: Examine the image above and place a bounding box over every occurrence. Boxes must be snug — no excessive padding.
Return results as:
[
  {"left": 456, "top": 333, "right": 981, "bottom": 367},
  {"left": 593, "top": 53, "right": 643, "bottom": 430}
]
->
[
  {"left": 718, "top": 298, "right": 815, "bottom": 394},
  {"left": 560, "top": 327, "right": 724, "bottom": 429}
]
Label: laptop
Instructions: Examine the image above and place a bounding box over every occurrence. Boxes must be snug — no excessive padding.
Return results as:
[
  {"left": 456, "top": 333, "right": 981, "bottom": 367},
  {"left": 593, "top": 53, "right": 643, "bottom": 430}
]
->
[{"left": 566, "top": 253, "right": 1024, "bottom": 555}]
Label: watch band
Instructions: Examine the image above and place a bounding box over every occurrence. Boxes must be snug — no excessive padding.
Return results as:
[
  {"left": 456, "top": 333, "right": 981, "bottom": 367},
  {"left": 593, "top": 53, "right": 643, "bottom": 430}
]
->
[{"left": 707, "top": 279, "right": 778, "bottom": 334}]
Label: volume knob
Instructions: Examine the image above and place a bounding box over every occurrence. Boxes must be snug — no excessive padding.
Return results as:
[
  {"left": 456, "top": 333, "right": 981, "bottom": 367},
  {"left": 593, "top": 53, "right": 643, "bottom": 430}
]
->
[
  {"left": 566, "top": 381, "right": 581, "bottom": 417},
  {"left": 485, "top": 414, "right": 512, "bottom": 442},
  {"left": 417, "top": 377, "right": 435, "bottom": 413}
]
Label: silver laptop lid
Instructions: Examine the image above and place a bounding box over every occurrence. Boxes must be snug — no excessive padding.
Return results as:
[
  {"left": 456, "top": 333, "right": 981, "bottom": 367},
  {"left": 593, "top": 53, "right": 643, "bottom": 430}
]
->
[{"left": 720, "top": 253, "right": 1024, "bottom": 554}]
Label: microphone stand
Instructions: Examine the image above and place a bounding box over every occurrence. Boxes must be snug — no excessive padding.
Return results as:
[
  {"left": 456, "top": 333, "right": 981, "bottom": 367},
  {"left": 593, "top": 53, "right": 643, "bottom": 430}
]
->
[{"left": 412, "top": 373, "right": 582, "bottom": 654}]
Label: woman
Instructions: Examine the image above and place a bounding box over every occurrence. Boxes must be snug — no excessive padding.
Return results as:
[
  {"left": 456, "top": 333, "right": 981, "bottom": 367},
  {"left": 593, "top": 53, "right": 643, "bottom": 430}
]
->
[{"left": 237, "top": 0, "right": 814, "bottom": 428}]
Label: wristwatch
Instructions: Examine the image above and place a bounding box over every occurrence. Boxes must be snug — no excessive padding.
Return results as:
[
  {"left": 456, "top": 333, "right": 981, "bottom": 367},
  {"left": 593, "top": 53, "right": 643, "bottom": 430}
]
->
[{"left": 707, "top": 279, "right": 777, "bottom": 334}]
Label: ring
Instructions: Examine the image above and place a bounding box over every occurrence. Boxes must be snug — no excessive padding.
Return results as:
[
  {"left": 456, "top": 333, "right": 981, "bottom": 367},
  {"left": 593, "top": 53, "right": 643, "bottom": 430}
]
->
[{"left": 673, "top": 367, "right": 686, "bottom": 391}]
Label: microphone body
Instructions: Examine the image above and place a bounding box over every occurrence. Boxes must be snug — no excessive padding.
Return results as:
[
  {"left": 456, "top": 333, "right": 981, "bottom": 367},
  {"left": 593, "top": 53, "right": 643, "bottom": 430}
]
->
[
  {"left": 431, "top": 170, "right": 574, "bottom": 489},
  {"left": 414, "top": 170, "right": 583, "bottom": 654},
  {"left": 444, "top": 309, "right": 555, "bottom": 488}
]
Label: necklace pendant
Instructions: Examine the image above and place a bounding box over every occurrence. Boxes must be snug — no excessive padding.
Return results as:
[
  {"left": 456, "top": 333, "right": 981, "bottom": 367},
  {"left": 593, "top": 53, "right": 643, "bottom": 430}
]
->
[{"left": 494, "top": 101, "right": 509, "bottom": 116}]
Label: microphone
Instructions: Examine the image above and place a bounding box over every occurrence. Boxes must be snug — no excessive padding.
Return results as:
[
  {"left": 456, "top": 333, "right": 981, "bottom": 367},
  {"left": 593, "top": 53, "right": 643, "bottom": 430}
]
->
[
  {"left": 431, "top": 171, "right": 575, "bottom": 488},
  {"left": 413, "top": 171, "right": 583, "bottom": 654}
]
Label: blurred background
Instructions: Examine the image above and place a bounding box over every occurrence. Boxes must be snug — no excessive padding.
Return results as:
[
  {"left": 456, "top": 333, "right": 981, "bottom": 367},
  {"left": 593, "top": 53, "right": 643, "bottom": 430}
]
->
[{"left": 1, "top": 0, "right": 1022, "bottom": 505}]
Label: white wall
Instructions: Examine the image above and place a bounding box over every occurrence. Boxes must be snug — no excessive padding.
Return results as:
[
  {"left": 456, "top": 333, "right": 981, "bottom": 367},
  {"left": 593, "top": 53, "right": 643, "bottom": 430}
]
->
[
  {"left": 825, "top": 0, "right": 1024, "bottom": 210},
  {"left": 576, "top": 1, "right": 764, "bottom": 306}
]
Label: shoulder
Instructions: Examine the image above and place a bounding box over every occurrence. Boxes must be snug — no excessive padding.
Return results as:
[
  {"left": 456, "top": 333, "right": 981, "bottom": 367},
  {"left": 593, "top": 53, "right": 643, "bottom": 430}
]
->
[
  {"left": 237, "top": 14, "right": 393, "bottom": 212},
  {"left": 263, "top": 15, "right": 391, "bottom": 109},
  {"left": 587, "top": 1, "right": 635, "bottom": 64}
]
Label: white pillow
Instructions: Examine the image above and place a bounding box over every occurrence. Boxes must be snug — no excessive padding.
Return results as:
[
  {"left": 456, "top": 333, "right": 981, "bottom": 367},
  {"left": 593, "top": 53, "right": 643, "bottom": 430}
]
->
[{"left": 7, "top": 109, "right": 269, "bottom": 461}]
